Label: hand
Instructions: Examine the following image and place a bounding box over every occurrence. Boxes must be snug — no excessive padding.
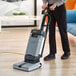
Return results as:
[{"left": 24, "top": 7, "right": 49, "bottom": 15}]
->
[
  {"left": 42, "top": 3, "right": 47, "bottom": 9},
  {"left": 50, "top": 3, "right": 57, "bottom": 11}
]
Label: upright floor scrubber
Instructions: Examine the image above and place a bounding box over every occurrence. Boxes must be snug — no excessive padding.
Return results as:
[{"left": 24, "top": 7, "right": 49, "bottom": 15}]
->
[{"left": 13, "top": 7, "right": 51, "bottom": 72}]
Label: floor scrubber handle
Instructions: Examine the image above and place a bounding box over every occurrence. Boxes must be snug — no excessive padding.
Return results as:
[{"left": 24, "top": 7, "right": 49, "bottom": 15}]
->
[
  {"left": 40, "top": 7, "right": 51, "bottom": 31},
  {"left": 40, "top": 7, "right": 51, "bottom": 57}
]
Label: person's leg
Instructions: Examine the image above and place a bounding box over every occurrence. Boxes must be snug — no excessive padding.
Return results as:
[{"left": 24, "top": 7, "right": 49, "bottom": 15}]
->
[
  {"left": 44, "top": 11, "right": 56, "bottom": 61},
  {"left": 55, "top": 4, "right": 70, "bottom": 59},
  {"left": 49, "top": 14, "right": 57, "bottom": 55}
]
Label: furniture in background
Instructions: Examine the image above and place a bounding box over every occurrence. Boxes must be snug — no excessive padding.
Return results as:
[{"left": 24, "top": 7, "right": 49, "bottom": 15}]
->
[
  {"left": 0, "top": 16, "right": 40, "bottom": 32},
  {"left": 65, "top": 0, "right": 76, "bottom": 10},
  {"left": 67, "top": 10, "right": 76, "bottom": 36},
  {"left": 0, "top": 0, "right": 37, "bottom": 26}
]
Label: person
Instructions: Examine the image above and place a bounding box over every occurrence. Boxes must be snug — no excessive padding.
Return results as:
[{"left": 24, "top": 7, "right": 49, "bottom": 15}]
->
[{"left": 42, "top": 0, "right": 70, "bottom": 61}]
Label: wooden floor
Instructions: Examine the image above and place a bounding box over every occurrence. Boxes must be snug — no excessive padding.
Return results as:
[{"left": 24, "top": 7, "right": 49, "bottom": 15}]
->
[{"left": 0, "top": 27, "right": 76, "bottom": 76}]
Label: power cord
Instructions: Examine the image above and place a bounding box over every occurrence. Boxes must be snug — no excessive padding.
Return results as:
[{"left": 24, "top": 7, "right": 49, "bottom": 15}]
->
[{"left": 0, "top": 52, "right": 24, "bottom": 55}]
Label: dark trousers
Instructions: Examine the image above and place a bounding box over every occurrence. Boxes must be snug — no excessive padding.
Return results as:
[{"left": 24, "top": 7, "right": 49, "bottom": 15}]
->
[{"left": 48, "top": 4, "right": 70, "bottom": 55}]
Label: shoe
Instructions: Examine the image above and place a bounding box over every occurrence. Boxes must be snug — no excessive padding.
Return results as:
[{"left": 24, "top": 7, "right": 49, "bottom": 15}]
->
[
  {"left": 44, "top": 54, "right": 55, "bottom": 61},
  {"left": 61, "top": 52, "right": 70, "bottom": 59}
]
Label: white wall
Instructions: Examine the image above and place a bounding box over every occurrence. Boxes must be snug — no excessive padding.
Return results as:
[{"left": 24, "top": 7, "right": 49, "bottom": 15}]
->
[
  {"left": 37, "top": 0, "right": 43, "bottom": 16},
  {"left": 37, "top": 0, "right": 43, "bottom": 28}
]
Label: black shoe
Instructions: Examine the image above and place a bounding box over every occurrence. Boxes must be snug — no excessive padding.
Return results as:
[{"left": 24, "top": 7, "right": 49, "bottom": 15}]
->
[
  {"left": 61, "top": 52, "right": 70, "bottom": 60},
  {"left": 44, "top": 54, "right": 55, "bottom": 61}
]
